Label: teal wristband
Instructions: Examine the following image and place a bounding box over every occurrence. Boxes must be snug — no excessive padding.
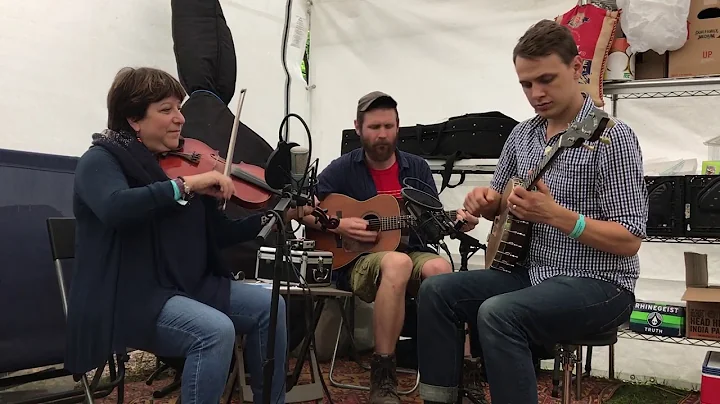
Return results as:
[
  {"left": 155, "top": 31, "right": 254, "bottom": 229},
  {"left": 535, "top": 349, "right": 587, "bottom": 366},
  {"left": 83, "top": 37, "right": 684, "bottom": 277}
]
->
[
  {"left": 568, "top": 214, "right": 586, "bottom": 239},
  {"left": 170, "top": 179, "right": 181, "bottom": 201}
]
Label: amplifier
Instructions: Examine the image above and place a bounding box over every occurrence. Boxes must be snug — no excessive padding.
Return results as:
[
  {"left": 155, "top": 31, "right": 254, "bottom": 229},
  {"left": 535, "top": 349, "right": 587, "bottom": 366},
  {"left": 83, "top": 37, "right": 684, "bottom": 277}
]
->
[
  {"left": 254, "top": 246, "right": 333, "bottom": 287},
  {"left": 645, "top": 176, "right": 685, "bottom": 237},
  {"left": 685, "top": 175, "right": 720, "bottom": 238}
]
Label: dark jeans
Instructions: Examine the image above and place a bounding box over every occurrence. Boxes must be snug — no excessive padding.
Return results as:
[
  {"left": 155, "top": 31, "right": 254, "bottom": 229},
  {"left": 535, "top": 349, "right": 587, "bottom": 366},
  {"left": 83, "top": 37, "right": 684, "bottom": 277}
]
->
[{"left": 416, "top": 269, "right": 634, "bottom": 404}]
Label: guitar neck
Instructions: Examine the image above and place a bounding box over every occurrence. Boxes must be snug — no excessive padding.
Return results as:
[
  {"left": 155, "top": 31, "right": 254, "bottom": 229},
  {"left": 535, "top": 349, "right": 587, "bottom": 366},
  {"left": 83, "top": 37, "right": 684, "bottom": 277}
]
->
[{"left": 366, "top": 210, "right": 457, "bottom": 232}]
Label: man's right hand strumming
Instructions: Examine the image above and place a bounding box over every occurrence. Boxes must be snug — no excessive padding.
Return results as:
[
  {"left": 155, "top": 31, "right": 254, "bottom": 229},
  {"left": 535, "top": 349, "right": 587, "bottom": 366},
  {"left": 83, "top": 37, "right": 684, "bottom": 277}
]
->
[
  {"left": 336, "top": 217, "right": 379, "bottom": 243},
  {"left": 464, "top": 186, "right": 501, "bottom": 220}
]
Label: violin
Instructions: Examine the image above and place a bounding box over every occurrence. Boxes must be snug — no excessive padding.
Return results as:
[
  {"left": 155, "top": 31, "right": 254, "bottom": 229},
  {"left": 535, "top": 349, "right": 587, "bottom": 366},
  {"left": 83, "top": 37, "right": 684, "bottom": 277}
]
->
[
  {"left": 159, "top": 137, "right": 276, "bottom": 209},
  {"left": 157, "top": 89, "right": 339, "bottom": 230}
]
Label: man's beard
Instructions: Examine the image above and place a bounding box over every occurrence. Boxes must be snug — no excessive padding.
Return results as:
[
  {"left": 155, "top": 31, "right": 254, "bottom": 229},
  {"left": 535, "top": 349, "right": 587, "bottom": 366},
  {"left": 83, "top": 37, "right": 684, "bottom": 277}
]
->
[{"left": 361, "top": 135, "right": 397, "bottom": 162}]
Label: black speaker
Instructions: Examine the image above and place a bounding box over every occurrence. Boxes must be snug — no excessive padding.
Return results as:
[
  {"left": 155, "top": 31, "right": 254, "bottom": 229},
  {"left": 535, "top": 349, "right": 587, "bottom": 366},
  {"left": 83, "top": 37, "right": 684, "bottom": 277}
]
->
[{"left": 645, "top": 176, "right": 685, "bottom": 238}]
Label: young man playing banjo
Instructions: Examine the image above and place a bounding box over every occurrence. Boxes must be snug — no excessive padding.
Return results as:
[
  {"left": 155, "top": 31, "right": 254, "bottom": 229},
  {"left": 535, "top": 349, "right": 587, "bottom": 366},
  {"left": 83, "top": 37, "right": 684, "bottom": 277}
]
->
[
  {"left": 415, "top": 19, "right": 648, "bottom": 404},
  {"left": 301, "top": 91, "right": 478, "bottom": 404}
]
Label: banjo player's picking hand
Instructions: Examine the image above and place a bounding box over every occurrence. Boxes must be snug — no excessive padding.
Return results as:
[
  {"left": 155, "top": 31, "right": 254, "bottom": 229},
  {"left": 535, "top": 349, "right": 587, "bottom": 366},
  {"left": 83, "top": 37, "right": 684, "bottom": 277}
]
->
[
  {"left": 463, "top": 186, "right": 495, "bottom": 218},
  {"left": 506, "top": 178, "right": 559, "bottom": 224}
]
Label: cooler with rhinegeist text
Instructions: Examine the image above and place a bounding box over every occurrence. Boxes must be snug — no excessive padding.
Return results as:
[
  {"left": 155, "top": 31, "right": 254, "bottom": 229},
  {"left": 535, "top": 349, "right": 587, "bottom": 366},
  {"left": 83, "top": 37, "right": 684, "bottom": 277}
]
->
[
  {"left": 629, "top": 300, "right": 686, "bottom": 337},
  {"left": 702, "top": 351, "right": 720, "bottom": 403},
  {"left": 254, "top": 246, "right": 333, "bottom": 287}
]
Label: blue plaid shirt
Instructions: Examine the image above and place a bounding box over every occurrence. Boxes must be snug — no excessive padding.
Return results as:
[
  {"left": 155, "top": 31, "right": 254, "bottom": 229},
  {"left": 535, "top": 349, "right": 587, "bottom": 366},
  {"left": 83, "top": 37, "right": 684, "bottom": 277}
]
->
[{"left": 490, "top": 95, "right": 648, "bottom": 293}]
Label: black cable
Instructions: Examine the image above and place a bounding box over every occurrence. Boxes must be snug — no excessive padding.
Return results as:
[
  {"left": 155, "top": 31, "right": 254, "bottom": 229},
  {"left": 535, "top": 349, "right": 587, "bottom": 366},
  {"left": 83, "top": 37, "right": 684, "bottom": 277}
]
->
[
  {"left": 279, "top": 0, "right": 293, "bottom": 142},
  {"left": 267, "top": 111, "right": 334, "bottom": 404},
  {"left": 277, "top": 113, "right": 313, "bottom": 193}
]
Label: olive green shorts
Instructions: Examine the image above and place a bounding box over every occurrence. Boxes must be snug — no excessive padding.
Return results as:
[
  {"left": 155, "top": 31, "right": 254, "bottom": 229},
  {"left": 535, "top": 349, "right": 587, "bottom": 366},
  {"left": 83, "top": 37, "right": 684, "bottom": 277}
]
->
[{"left": 349, "top": 251, "right": 440, "bottom": 303}]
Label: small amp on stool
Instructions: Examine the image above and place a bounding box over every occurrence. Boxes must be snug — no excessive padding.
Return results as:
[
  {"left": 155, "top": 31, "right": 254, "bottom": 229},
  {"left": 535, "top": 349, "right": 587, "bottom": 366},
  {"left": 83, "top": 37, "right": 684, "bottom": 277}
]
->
[{"left": 254, "top": 246, "right": 333, "bottom": 287}]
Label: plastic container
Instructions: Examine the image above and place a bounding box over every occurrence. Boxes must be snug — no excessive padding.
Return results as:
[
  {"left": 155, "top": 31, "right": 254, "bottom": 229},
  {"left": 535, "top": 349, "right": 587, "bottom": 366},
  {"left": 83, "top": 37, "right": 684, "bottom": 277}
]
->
[{"left": 701, "top": 350, "right": 720, "bottom": 403}]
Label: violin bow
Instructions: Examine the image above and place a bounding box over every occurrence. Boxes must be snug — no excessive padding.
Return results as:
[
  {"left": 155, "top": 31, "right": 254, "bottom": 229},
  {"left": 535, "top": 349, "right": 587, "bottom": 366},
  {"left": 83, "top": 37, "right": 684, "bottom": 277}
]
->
[{"left": 222, "top": 88, "right": 247, "bottom": 210}]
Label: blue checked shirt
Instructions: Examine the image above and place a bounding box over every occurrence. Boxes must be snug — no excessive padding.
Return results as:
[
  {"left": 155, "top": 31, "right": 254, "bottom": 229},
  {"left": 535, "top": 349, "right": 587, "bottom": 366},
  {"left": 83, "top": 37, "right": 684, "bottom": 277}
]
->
[{"left": 490, "top": 95, "right": 648, "bottom": 293}]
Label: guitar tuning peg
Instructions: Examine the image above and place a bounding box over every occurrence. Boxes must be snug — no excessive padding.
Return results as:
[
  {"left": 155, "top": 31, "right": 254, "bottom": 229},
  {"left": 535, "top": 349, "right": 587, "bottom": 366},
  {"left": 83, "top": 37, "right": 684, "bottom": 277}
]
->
[
  {"left": 599, "top": 136, "right": 611, "bottom": 145},
  {"left": 582, "top": 144, "right": 596, "bottom": 151}
]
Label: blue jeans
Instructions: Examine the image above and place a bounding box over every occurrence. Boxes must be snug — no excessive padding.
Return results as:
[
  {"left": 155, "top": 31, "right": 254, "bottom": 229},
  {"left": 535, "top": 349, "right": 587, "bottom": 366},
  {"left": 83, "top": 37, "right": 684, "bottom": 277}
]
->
[
  {"left": 417, "top": 269, "right": 634, "bottom": 403},
  {"left": 150, "top": 281, "right": 287, "bottom": 404}
]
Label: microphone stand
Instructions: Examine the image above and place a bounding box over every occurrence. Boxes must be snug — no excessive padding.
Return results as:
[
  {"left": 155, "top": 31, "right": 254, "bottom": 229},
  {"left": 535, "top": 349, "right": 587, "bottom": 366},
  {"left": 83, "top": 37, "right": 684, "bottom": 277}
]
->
[
  {"left": 459, "top": 239, "right": 471, "bottom": 272},
  {"left": 448, "top": 229, "right": 486, "bottom": 272},
  {"left": 256, "top": 192, "right": 293, "bottom": 404}
]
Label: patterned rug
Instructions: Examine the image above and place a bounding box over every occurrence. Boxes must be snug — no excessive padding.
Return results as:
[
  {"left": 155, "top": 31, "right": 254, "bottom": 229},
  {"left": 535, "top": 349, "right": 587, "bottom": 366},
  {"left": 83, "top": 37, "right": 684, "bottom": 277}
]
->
[{"left": 94, "top": 357, "right": 638, "bottom": 404}]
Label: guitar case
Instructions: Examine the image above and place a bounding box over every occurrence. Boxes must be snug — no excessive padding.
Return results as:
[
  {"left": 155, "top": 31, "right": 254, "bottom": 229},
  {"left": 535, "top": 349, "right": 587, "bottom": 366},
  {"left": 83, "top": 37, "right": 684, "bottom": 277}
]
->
[
  {"left": 172, "top": 0, "right": 308, "bottom": 354},
  {"left": 340, "top": 111, "right": 519, "bottom": 192}
]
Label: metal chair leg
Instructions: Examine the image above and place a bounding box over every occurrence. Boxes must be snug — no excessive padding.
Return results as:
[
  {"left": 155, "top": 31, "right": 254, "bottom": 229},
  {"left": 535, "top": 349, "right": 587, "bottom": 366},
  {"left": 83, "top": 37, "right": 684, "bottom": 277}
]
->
[
  {"left": 575, "top": 346, "right": 582, "bottom": 399},
  {"left": 81, "top": 375, "right": 95, "bottom": 404},
  {"left": 328, "top": 296, "right": 420, "bottom": 394},
  {"left": 556, "top": 344, "right": 578, "bottom": 404}
]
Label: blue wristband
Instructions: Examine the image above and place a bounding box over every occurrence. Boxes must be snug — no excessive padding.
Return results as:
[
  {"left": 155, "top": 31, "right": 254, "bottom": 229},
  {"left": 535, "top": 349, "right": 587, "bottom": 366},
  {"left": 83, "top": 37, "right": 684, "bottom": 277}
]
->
[
  {"left": 568, "top": 214, "right": 586, "bottom": 239},
  {"left": 170, "top": 179, "right": 181, "bottom": 200}
]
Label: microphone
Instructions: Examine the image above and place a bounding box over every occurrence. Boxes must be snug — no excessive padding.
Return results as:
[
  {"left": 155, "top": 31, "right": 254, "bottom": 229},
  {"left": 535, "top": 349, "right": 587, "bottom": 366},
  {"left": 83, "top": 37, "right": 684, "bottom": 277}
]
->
[
  {"left": 263, "top": 142, "right": 313, "bottom": 207},
  {"left": 401, "top": 187, "right": 447, "bottom": 245},
  {"left": 290, "top": 145, "right": 310, "bottom": 191},
  {"left": 401, "top": 178, "right": 486, "bottom": 251}
]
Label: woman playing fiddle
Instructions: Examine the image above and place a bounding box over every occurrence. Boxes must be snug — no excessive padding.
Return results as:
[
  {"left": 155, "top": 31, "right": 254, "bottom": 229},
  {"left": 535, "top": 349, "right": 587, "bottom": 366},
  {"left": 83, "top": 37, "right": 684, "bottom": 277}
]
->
[{"left": 63, "top": 66, "right": 309, "bottom": 404}]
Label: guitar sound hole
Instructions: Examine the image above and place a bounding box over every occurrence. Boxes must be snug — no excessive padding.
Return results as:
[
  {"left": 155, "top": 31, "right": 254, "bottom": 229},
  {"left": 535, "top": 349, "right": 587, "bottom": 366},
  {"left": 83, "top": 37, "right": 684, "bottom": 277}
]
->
[
  {"left": 341, "top": 213, "right": 379, "bottom": 253},
  {"left": 363, "top": 213, "right": 379, "bottom": 229}
]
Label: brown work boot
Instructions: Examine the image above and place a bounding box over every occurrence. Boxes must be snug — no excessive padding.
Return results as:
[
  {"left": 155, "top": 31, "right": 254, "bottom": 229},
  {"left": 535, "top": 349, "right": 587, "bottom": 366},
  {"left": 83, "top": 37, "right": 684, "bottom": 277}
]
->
[{"left": 369, "top": 353, "right": 400, "bottom": 404}]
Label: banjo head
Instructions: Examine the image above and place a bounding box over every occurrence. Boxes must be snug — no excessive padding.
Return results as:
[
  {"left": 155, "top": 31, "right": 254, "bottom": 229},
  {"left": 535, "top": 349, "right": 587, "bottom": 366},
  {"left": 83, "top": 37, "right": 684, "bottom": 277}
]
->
[{"left": 484, "top": 177, "right": 529, "bottom": 270}]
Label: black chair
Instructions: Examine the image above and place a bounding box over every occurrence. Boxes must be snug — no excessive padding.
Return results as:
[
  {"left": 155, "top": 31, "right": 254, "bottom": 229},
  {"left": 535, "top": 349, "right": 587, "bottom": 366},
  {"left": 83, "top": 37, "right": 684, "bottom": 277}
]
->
[
  {"left": 145, "top": 356, "right": 184, "bottom": 398},
  {"left": 46, "top": 217, "right": 127, "bottom": 404},
  {"left": 551, "top": 328, "right": 618, "bottom": 404}
]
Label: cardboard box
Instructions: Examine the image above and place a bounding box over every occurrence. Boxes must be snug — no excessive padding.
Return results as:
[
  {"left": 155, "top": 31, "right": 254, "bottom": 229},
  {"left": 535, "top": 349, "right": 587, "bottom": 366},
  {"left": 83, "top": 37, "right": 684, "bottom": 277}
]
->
[
  {"left": 630, "top": 300, "right": 686, "bottom": 337},
  {"left": 669, "top": 0, "right": 720, "bottom": 77},
  {"left": 681, "top": 252, "right": 720, "bottom": 341},
  {"left": 635, "top": 51, "right": 668, "bottom": 80}
]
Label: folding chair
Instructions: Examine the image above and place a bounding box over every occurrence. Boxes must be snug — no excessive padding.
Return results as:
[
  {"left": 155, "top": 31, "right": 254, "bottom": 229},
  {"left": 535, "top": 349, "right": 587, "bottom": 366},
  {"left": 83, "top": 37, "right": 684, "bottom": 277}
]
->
[
  {"left": 328, "top": 295, "right": 420, "bottom": 395},
  {"left": 46, "top": 217, "right": 126, "bottom": 404}
]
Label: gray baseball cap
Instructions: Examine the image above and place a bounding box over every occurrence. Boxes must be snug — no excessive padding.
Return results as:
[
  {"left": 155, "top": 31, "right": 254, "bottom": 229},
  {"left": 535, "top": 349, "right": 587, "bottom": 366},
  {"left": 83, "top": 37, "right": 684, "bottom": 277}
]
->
[{"left": 357, "top": 91, "right": 397, "bottom": 113}]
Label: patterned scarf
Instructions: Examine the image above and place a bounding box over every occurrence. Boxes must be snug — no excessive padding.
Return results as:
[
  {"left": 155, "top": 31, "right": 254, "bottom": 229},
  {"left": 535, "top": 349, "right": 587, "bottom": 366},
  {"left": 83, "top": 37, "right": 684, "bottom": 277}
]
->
[{"left": 90, "top": 129, "right": 170, "bottom": 187}]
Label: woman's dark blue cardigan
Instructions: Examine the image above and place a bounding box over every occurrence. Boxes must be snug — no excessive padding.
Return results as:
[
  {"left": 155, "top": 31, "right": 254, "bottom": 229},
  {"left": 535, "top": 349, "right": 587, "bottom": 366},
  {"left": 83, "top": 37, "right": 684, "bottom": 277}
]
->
[{"left": 64, "top": 146, "right": 265, "bottom": 374}]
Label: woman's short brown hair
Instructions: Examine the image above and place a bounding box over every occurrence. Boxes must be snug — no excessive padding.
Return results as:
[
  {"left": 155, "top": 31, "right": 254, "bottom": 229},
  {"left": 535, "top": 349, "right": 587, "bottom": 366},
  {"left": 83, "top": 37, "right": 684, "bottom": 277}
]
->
[{"left": 106, "top": 67, "right": 187, "bottom": 132}]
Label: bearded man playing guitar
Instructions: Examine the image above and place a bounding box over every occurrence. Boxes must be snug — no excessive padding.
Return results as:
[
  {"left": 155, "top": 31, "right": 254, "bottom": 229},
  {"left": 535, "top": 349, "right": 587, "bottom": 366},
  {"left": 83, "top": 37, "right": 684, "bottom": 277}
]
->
[
  {"left": 415, "top": 20, "right": 649, "bottom": 404},
  {"left": 301, "top": 91, "right": 478, "bottom": 404}
]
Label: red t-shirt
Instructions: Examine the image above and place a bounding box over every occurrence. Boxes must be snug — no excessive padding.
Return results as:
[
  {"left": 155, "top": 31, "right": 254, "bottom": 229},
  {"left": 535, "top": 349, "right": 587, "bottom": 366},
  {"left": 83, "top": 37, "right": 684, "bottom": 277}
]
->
[{"left": 369, "top": 160, "right": 402, "bottom": 200}]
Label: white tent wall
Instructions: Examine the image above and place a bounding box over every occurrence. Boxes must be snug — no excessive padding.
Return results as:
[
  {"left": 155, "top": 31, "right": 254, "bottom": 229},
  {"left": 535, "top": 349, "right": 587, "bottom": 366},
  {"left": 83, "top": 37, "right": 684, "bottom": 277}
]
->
[
  {"left": 0, "top": 0, "right": 310, "bottom": 156},
  {"left": 309, "top": 0, "right": 720, "bottom": 389}
]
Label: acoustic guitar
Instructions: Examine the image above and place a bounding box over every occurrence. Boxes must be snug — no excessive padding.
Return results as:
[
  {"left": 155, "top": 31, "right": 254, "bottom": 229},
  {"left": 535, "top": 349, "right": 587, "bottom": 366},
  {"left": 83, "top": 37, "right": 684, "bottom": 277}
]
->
[
  {"left": 306, "top": 193, "right": 457, "bottom": 270},
  {"left": 485, "top": 107, "right": 614, "bottom": 272}
]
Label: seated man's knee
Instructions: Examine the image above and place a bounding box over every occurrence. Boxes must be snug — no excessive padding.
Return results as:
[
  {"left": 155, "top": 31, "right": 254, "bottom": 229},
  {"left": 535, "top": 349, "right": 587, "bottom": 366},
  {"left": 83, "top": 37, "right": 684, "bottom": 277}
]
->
[
  {"left": 477, "top": 295, "right": 517, "bottom": 331},
  {"left": 417, "top": 272, "right": 454, "bottom": 302},
  {"left": 378, "top": 252, "right": 413, "bottom": 286},
  {"left": 421, "top": 257, "right": 452, "bottom": 278}
]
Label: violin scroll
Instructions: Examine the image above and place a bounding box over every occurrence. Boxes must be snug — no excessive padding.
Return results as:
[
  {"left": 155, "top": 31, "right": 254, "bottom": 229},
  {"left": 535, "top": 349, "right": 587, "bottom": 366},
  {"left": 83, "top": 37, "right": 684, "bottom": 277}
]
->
[{"left": 311, "top": 207, "right": 340, "bottom": 230}]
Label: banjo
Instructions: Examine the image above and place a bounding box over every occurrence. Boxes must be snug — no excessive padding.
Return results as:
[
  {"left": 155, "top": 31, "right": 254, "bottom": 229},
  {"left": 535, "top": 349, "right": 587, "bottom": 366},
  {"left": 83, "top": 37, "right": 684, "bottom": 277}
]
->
[{"left": 485, "top": 107, "right": 614, "bottom": 272}]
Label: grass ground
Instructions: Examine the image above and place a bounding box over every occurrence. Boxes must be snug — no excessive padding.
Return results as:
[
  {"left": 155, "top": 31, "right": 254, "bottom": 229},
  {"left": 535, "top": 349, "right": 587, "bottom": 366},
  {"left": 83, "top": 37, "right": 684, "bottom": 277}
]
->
[{"left": 606, "top": 383, "right": 693, "bottom": 404}]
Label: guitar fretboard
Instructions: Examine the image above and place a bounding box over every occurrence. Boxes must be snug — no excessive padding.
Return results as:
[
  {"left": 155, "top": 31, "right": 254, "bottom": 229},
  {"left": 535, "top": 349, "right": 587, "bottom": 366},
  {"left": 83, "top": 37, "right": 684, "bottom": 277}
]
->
[{"left": 366, "top": 210, "right": 458, "bottom": 232}]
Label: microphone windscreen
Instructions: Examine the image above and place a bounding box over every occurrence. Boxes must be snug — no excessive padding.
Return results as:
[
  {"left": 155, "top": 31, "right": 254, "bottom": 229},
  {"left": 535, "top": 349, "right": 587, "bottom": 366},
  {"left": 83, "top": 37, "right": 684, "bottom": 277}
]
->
[{"left": 264, "top": 141, "right": 298, "bottom": 189}]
